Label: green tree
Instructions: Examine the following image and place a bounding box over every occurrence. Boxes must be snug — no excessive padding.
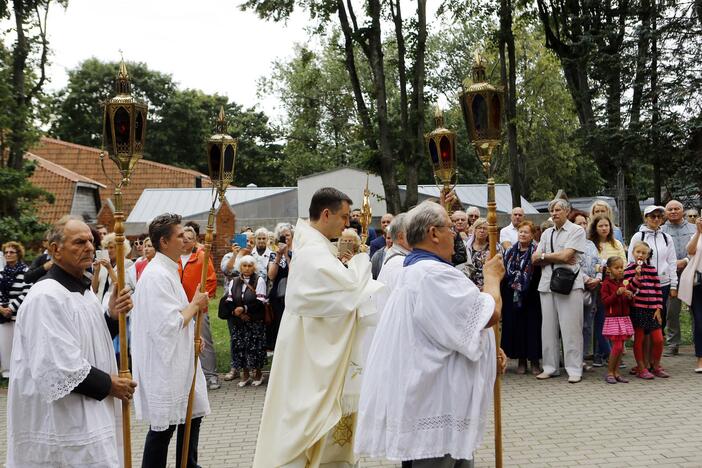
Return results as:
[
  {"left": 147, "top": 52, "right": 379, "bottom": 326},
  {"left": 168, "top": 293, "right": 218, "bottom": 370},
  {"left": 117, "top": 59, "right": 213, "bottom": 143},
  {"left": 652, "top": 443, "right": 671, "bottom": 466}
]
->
[
  {"left": 0, "top": 162, "right": 52, "bottom": 246},
  {"left": 49, "top": 59, "right": 284, "bottom": 187},
  {"left": 243, "top": 0, "right": 430, "bottom": 213}
]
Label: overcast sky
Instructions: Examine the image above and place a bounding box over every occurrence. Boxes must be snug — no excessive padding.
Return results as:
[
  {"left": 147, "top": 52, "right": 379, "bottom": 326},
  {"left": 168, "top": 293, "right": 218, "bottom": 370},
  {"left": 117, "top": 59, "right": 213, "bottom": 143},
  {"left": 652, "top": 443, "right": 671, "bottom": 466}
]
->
[{"left": 34, "top": 0, "right": 312, "bottom": 119}]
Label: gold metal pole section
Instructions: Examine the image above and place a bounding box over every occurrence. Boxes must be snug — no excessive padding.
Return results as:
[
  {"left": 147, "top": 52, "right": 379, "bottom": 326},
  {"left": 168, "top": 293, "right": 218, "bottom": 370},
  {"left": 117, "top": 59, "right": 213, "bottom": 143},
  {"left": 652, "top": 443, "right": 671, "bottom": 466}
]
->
[
  {"left": 360, "top": 174, "right": 372, "bottom": 249},
  {"left": 478, "top": 144, "right": 503, "bottom": 468},
  {"left": 113, "top": 186, "right": 132, "bottom": 468},
  {"left": 180, "top": 207, "right": 214, "bottom": 468}
]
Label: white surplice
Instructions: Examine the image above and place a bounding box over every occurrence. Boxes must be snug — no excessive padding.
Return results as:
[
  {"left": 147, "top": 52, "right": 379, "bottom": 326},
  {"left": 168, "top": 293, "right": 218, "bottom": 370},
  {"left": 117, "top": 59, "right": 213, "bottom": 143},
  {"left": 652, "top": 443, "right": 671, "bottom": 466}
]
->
[
  {"left": 253, "top": 218, "right": 383, "bottom": 468},
  {"left": 7, "top": 276, "right": 121, "bottom": 467},
  {"left": 131, "top": 252, "right": 210, "bottom": 431},
  {"left": 372, "top": 245, "right": 410, "bottom": 316},
  {"left": 355, "top": 256, "right": 496, "bottom": 461}
]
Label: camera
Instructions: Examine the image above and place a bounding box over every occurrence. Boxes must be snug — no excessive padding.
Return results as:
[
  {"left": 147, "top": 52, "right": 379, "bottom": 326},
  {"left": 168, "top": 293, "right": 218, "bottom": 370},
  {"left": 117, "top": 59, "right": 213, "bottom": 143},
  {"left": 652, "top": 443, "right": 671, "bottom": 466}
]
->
[{"left": 279, "top": 235, "right": 287, "bottom": 244}]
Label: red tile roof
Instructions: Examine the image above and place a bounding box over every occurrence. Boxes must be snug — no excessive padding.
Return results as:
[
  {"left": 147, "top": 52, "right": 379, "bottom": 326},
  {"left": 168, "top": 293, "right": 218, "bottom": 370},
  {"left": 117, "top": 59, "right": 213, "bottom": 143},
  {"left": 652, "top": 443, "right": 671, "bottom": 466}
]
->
[
  {"left": 27, "top": 152, "right": 103, "bottom": 223},
  {"left": 31, "top": 137, "right": 211, "bottom": 213}
]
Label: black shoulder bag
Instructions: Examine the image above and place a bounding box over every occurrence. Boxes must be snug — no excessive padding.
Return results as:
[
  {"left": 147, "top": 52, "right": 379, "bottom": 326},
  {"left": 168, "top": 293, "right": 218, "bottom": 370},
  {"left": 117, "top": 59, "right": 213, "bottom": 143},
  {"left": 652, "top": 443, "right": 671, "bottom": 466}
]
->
[{"left": 549, "top": 230, "right": 579, "bottom": 295}]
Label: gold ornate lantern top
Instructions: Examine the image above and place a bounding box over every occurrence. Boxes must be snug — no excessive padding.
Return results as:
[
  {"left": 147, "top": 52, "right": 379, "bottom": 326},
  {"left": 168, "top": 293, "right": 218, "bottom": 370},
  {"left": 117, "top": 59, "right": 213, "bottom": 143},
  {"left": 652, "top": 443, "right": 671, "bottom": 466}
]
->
[
  {"left": 460, "top": 54, "right": 504, "bottom": 144},
  {"left": 206, "top": 106, "right": 238, "bottom": 198},
  {"left": 102, "top": 59, "right": 148, "bottom": 181},
  {"left": 424, "top": 107, "right": 457, "bottom": 186}
]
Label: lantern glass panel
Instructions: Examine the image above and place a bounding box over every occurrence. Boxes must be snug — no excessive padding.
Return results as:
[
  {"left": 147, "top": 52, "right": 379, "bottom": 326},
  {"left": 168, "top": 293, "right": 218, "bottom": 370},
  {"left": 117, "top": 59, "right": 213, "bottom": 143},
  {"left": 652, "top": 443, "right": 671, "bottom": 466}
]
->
[
  {"left": 114, "top": 107, "right": 130, "bottom": 149},
  {"left": 439, "top": 136, "right": 451, "bottom": 162},
  {"left": 471, "top": 95, "right": 487, "bottom": 136},
  {"left": 135, "top": 111, "right": 144, "bottom": 143},
  {"left": 209, "top": 145, "right": 221, "bottom": 181},
  {"left": 104, "top": 111, "right": 113, "bottom": 150},
  {"left": 491, "top": 95, "right": 501, "bottom": 132},
  {"left": 429, "top": 140, "right": 439, "bottom": 164},
  {"left": 223, "top": 144, "right": 235, "bottom": 173}
]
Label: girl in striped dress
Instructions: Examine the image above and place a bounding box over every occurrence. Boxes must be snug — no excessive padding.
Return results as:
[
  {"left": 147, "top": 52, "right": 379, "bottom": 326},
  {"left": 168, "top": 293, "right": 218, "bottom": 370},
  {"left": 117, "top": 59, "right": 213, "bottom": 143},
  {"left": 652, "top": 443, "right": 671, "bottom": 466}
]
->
[
  {"left": 624, "top": 241, "right": 669, "bottom": 379},
  {"left": 600, "top": 256, "right": 635, "bottom": 383}
]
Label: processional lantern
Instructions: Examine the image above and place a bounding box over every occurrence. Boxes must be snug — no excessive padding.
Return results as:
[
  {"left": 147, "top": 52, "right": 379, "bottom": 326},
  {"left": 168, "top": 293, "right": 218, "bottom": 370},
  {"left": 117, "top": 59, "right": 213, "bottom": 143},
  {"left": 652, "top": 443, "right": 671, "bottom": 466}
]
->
[
  {"left": 206, "top": 106, "right": 238, "bottom": 197},
  {"left": 459, "top": 52, "right": 504, "bottom": 175},
  {"left": 459, "top": 51, "right": 505, "bottom": 468},
  {"left": 181, "top": 106, "right": 238, "bottom": 468},
  {"left": 100, "top": 56, "right": 149, "bottom": 468},
  {"left": 102, "top": 59, "right": 148, "bottom": 182},
  {"left": 424, "top": 107, "right": 457, "bottom": 213}
]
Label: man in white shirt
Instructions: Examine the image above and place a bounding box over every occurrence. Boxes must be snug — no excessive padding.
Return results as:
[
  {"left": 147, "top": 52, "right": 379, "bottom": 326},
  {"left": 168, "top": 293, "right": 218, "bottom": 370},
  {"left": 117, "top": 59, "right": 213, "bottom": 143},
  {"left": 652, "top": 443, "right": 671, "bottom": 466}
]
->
[
  {"left": 500, "top": 207, "right": 525, "bottom": 250},
  {"left": 356, "top": 201, "right": 506, "bottom": 467},
  {"left": 132, "top": 213, "right": 210, "bottom": 468},
  {"left": 373, "top": 213, "right": 410, "bottom": 315},
  {"left": 7, "top": 215, "right": 135, "bottom": 468}
]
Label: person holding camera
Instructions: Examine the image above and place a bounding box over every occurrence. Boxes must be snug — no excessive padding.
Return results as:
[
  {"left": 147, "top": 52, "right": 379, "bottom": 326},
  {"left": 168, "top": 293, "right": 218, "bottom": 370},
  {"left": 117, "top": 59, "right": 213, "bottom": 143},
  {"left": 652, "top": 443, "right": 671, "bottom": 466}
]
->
[{"left": 267, "top": 223, "right": 293, "bottom": 350}]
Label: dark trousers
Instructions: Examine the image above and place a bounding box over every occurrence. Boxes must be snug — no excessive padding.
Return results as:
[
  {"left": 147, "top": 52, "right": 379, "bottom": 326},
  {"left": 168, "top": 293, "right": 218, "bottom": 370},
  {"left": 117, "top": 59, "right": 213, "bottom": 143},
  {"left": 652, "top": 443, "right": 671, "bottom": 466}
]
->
[
  {"left": 692, "top": 284, "right": 702, "bottom": 357},
  {"left": 141, "top": 417, "right": 202, "bottom": 468}
]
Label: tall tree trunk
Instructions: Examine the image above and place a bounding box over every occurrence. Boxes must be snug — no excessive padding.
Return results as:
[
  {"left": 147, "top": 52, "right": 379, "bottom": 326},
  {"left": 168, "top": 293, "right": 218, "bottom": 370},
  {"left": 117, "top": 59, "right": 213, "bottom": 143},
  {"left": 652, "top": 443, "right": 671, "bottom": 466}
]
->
[
  {"left": 367, "top": 0, "right": 401, "bottom": 213},
  {"left": 500, "top": 0, "right": 521, "bottom": 207},
  {"left": 9, "top": 0, "right": 30, "bottom": 171},
  {"left": 406, "top": 0, "right": 427, "bottom": 211},
  {"left": 650, "top": 1, "right": 662, "bottom": 204}
]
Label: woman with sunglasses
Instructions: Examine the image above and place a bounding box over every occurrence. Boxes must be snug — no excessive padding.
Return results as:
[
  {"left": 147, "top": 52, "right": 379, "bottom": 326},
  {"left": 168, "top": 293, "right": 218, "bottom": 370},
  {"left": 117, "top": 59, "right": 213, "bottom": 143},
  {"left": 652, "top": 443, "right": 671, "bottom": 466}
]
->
[
  {"left": 0, "top": 241, "right": 30, "bottom": 378},
  {"left": 627, "top": 206, "right": 678, "bottom": 336}
]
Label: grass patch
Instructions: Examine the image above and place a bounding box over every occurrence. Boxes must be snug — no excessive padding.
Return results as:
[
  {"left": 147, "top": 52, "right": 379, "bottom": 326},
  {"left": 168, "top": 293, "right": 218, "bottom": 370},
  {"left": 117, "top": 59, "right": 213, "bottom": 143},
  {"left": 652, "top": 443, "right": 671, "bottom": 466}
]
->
[{"left": 208, "top": 286, "right": 233, "bottom": 372}]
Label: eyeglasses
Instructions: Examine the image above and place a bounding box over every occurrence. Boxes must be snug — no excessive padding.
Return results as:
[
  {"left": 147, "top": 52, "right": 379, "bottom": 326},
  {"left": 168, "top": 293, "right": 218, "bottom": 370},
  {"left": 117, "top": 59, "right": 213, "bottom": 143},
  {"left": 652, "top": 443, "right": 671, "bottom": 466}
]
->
[
  {"left": 3, "top": 251, "right": 17, "bottom": 255},
  {"left": 433, "top": 224, "right": 455, "bottom": 233},
  {"left": 134, "top": 240, "right": 144, "bottom": 245},
  {"left": 647, "top": 214, "right": 663, "bottom": 219}
]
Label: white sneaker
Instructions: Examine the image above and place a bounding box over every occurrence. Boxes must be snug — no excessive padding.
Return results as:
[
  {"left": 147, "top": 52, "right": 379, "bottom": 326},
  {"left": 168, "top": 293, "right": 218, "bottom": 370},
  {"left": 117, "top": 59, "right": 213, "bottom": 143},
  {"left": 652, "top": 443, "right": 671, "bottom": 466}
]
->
[
  {"left": 208, "top": 377, "right": 221, "bottom": 390},
  {"left": 568, "top": 375, "right": 582, "bottom": 383}
]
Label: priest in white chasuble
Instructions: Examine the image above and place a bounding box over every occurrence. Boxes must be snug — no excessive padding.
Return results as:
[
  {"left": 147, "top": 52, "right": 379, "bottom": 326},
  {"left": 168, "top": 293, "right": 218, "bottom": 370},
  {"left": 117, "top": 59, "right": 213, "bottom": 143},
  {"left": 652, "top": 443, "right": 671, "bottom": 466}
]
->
[
  {"left": 355, "top": 201, "right": 506, "bottom": 467},
  {"left": 6, "top": 216, "right": 136, "bottom": 468},
  {"left": 131, "top": 213, "right": 211, "bottom": 468},
  {"left": 253, "top": 187, "right": 383, "bottom": 468}
]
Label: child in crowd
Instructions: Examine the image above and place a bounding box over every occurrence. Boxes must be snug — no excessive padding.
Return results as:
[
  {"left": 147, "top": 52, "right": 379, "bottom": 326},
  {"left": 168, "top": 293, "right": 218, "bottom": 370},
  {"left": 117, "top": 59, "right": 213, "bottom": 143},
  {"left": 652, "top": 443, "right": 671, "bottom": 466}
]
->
[
  {"left": 624, "top": 241, "right": 669, "bottom": 379},
  {"left": 600, "top": 256, "right": 635, "bottom": 383}
]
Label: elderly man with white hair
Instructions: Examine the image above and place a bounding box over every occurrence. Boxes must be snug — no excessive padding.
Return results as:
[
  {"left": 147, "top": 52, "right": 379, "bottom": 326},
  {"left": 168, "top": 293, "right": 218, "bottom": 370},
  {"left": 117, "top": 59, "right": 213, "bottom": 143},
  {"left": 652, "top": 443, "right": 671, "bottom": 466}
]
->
[
  {"left": 356, "top": 201, "right": 506, "bottom": 467},
  {"left": 662, "top": 200, "right": 696, "bottom": 355},
  {"left": 532, "top": 198, "right": 587, "bottom": 383}
]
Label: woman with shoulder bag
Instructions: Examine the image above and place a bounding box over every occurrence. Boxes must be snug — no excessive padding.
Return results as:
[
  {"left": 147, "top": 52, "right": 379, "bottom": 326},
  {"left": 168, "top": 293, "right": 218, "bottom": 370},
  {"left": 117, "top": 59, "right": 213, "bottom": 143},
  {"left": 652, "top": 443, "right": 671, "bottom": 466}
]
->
[
  {"left": 223, "top": 255, "right": 268, "bottom": 387},
  {"left": 679, "top": 217, "right": 702, "bottom": 373}
]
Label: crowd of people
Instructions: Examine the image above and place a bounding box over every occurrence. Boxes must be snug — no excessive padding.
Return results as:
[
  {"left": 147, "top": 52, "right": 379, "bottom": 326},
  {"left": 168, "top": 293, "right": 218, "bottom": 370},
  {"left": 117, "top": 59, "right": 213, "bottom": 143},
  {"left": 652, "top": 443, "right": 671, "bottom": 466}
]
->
[{"left": 3, "top": 188, "right": 702, "bottom": 467}]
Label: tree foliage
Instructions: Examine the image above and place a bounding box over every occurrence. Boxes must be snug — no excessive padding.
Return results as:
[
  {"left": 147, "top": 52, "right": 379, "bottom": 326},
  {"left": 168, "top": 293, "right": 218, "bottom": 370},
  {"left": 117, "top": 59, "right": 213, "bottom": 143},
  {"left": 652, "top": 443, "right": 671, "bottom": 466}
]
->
[{"left": 48, "top": 59, "right": 284, "bottom": 187}]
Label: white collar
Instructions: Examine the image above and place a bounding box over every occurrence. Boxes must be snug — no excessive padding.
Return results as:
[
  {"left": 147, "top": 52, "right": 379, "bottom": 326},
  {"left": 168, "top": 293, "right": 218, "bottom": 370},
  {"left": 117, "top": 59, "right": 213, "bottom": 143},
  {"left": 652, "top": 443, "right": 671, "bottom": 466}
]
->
[{"left": 153, "top": 252, "right": 179, "bottom": 275}]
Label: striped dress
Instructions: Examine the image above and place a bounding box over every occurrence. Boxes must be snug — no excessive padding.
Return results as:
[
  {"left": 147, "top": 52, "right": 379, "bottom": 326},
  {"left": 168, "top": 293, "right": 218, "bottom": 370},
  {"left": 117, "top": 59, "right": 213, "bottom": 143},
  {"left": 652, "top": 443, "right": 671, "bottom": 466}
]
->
[{"left": 624, "top": 262, "right": 663, "bottom": 331}]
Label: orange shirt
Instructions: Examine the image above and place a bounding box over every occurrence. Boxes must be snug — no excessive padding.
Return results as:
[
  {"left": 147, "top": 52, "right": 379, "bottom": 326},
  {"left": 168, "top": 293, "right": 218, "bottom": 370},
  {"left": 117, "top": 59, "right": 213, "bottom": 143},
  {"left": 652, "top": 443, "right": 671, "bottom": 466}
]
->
[{"left": 178, "top": 249, "right": 217, "bottom": 301}]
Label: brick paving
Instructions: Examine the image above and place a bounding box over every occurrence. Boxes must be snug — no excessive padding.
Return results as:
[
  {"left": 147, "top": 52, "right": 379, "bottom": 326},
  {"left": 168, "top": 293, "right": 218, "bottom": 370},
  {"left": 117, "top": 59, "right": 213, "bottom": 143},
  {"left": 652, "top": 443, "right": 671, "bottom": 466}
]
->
[{"left": 1, "top": 348, "right": 701, "bottom": 467}]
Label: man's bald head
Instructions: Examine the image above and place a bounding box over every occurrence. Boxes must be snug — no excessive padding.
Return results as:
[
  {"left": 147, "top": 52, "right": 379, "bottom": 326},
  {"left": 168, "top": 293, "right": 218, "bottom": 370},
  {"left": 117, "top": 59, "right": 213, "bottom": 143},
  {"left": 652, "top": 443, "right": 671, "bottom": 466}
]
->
[
  {"left": 511, "top": 207, "right": 525, "bottom": 227},
  {"left": 451, "top": 210, "right": 468, "bottom": 233},
  {"left": 49, "top": 216, "right": 96, "bottom": 278},
  {"left": 665, "top": 199, "right": 684, "bottom": 224}
]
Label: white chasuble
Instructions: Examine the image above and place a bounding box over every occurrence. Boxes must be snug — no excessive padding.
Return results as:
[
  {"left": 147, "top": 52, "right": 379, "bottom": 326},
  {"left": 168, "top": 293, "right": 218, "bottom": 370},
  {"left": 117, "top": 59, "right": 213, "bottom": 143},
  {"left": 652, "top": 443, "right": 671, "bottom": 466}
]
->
[
  {"left": 7, "top": 279, "right": 121, "bottom": 467},
  {"left": 253, "top": 219, "right": 383, "bottom": 468},
  {"left": 355, "top": 257, "right": 497, "bottom": 461},
  {"left": 131, "top": 252, "right": 210, "bottom": 431}
]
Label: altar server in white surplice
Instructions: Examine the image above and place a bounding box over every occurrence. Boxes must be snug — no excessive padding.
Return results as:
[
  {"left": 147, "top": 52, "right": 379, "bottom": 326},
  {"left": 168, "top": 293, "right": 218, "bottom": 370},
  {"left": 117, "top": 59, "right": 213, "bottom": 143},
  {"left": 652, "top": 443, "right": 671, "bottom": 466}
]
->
[
  {"left": 356, "top": 201, "right": 506, "bottom": 468},
  {"left": 253, "top": 187, "right": 383, "bottom": 468},
  {"left": 372, "top": 212, "right": 411, "bottom": 316},
  {"left": 7, "top": 216, "right": 136, "bottom": 468},
  {"left": 131, "top": 213, "right": 210, "bottom": 468}
]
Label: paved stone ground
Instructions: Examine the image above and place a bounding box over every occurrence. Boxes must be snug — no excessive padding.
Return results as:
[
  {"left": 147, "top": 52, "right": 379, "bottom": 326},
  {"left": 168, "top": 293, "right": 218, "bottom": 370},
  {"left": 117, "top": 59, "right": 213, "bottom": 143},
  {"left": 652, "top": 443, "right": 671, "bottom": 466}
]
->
[{"left": 1, "top": 348, "right": 701, "bottom": 467}]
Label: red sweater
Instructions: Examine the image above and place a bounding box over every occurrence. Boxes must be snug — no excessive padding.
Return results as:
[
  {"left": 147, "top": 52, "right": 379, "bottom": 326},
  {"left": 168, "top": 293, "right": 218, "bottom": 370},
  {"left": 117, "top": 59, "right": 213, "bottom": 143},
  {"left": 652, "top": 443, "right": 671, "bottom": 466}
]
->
[{"left": 600, "top": 277, "right": 634, "bottom": 317}]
